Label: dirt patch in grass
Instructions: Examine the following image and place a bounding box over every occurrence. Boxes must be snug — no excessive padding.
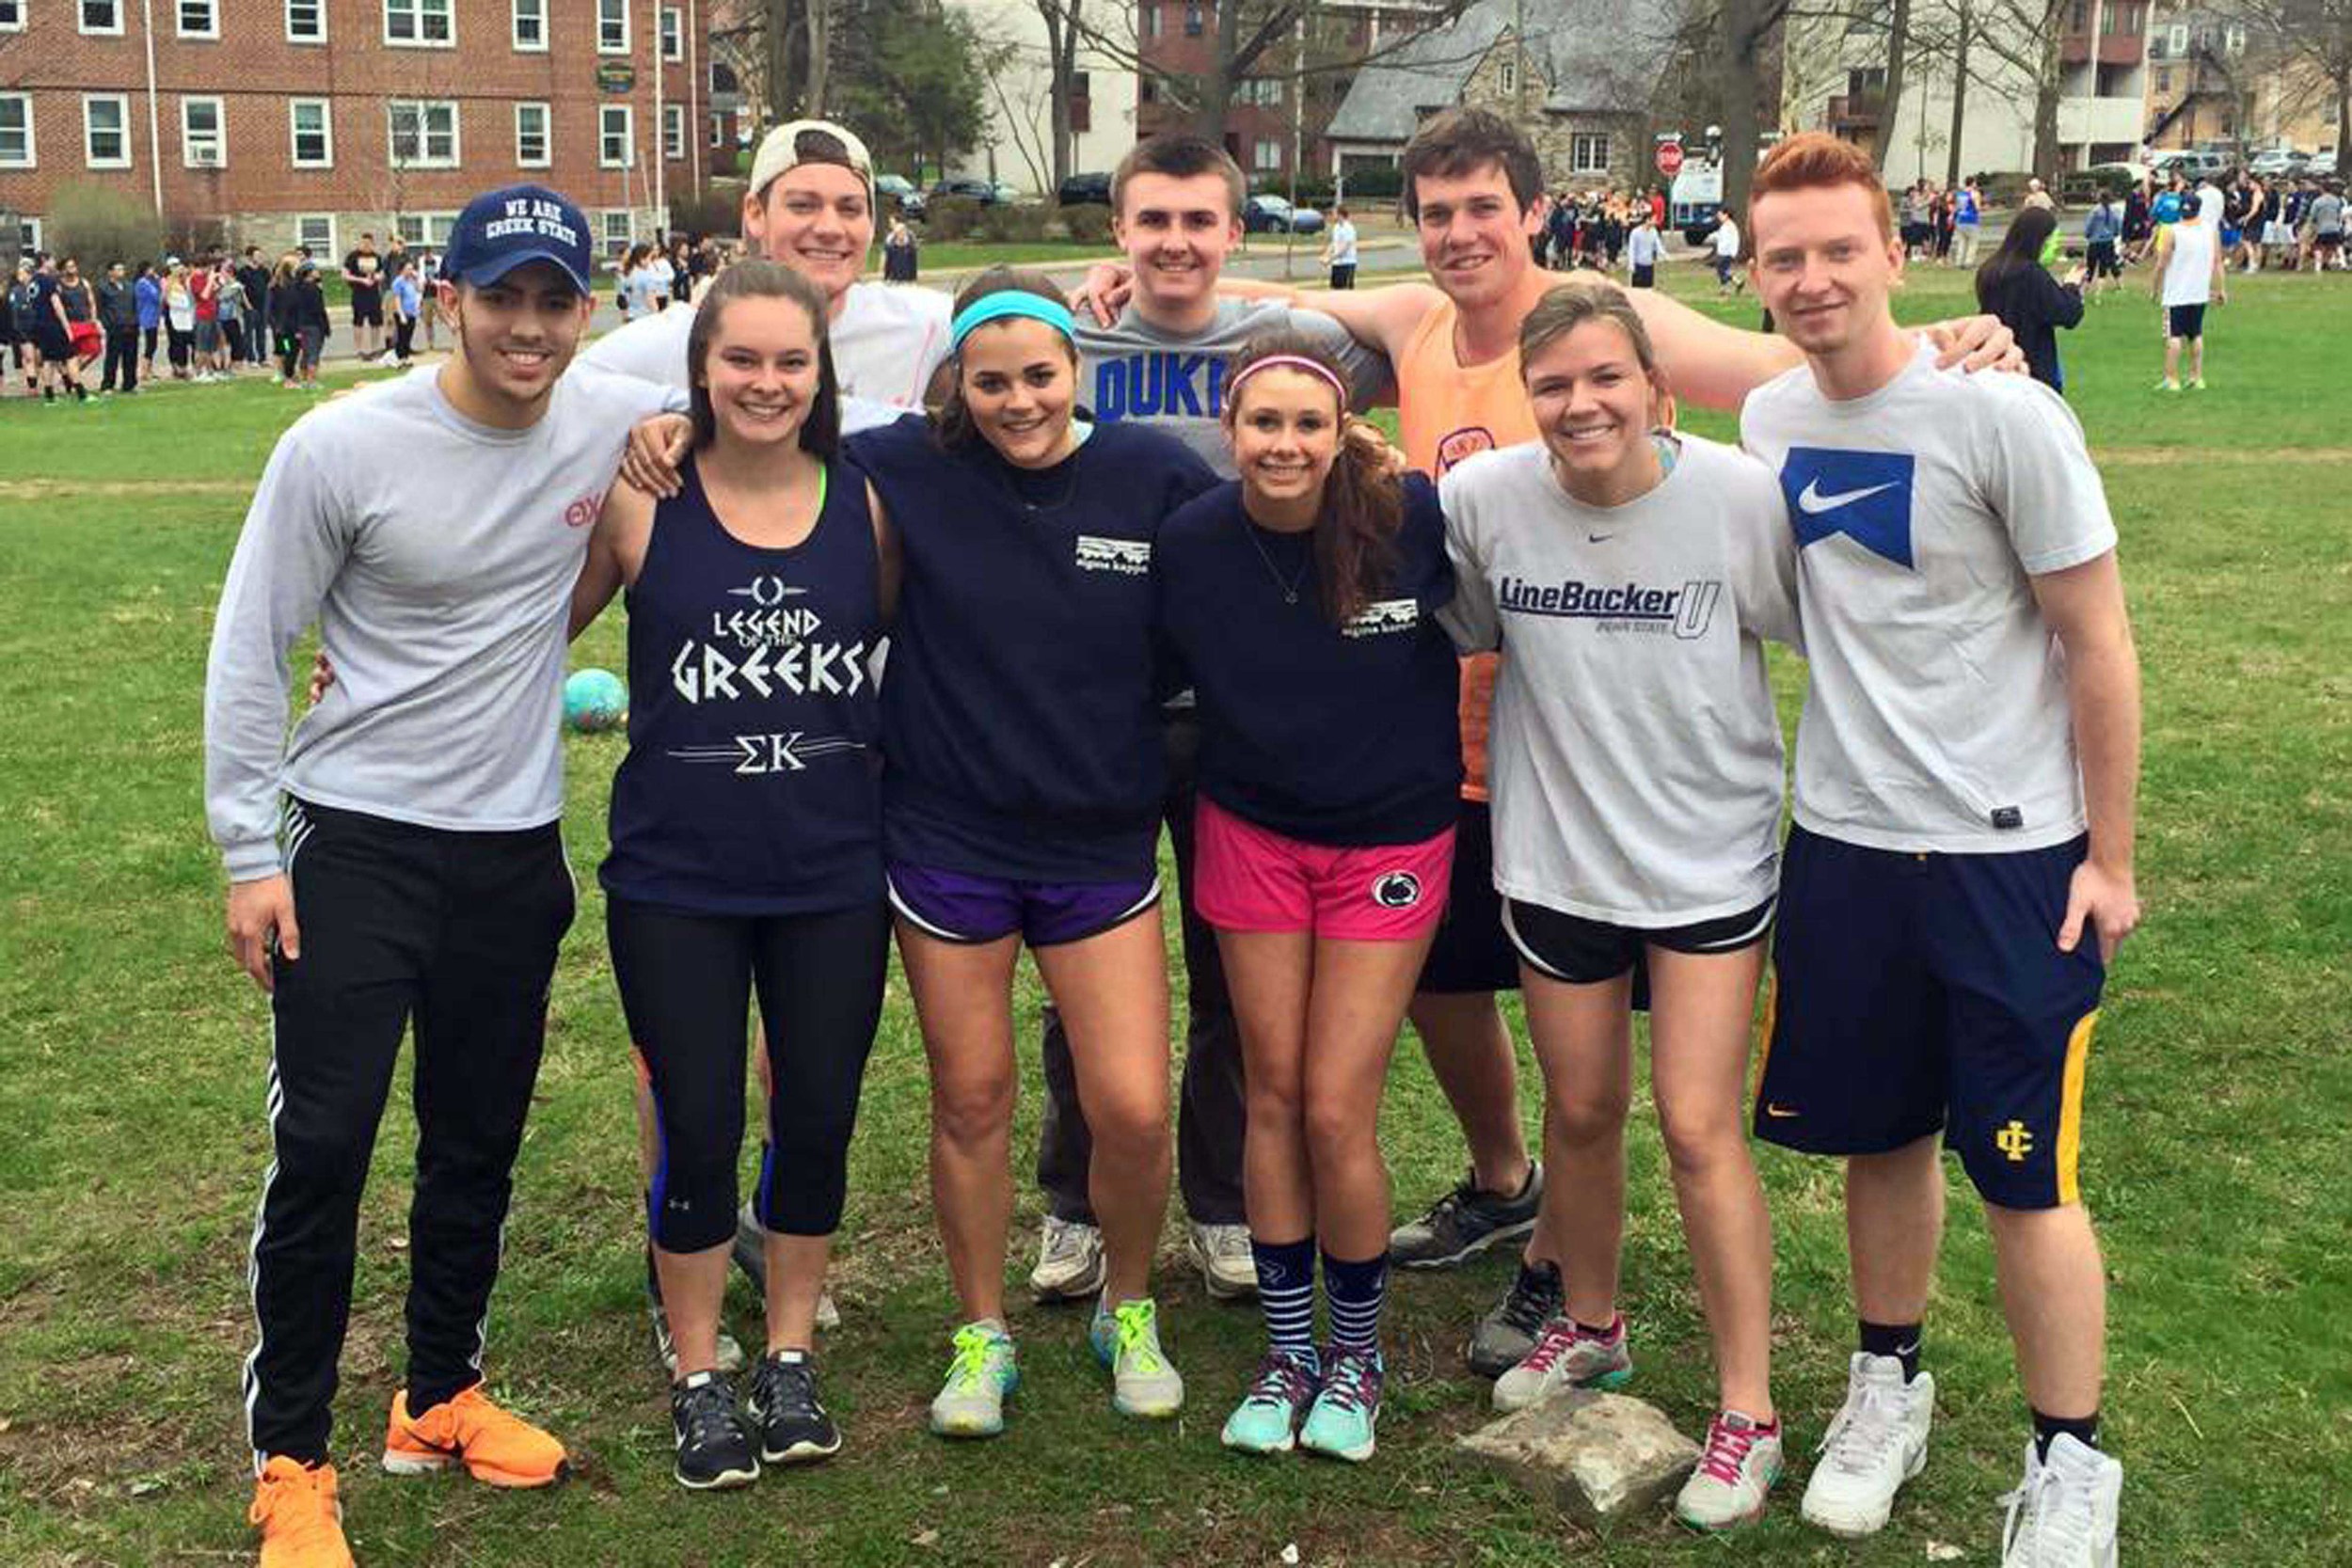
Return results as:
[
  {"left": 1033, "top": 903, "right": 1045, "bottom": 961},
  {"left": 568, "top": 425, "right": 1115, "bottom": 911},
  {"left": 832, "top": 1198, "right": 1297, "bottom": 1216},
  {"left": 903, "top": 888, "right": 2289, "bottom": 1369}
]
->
[{"left": 0, "top": 480, "right": 254, "bottom": 501}]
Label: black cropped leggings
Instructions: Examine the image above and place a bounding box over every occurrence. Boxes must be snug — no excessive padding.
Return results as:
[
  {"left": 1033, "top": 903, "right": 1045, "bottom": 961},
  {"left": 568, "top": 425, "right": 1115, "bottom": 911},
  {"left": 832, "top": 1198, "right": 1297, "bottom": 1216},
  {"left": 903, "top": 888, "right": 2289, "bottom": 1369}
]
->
[{"left": 607, "top": 895, "right": 889, "bottom": 1251}]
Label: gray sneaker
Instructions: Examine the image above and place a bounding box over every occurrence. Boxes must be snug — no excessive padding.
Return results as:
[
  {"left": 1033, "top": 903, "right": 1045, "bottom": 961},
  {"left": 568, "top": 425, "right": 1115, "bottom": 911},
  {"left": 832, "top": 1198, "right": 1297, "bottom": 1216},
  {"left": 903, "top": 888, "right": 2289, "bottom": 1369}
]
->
[
  {"left": 731, "top": 1203, "right": 840, "bottom": 1329},
  {"left": 1389, "top": 1164, "right": 1544, "bottom": 1269},
  {"left": 1187, "top": 1221, "right": 1257, "bottom": 1301},
  {"left": 1028, "top": 1214, "right": 1107, "bottom": 1303},
  {"left": 1467, "top": 1259, "right": 1564, "bottom": 1377}
]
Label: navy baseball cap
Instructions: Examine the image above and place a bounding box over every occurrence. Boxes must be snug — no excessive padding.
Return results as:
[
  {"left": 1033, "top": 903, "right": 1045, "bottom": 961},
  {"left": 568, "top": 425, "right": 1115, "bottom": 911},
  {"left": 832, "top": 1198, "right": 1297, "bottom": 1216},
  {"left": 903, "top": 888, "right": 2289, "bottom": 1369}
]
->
[{"left": 438, "top": 183, "right": 594, "bottom": 293}]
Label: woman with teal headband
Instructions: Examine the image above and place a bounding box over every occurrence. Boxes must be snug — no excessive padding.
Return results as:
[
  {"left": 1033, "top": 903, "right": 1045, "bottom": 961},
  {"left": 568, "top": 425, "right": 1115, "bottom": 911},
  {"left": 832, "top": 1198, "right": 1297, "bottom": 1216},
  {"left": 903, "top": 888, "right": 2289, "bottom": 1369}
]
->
[{"left": 845, "top": 266, "right": 1221, "bottom": 1439}]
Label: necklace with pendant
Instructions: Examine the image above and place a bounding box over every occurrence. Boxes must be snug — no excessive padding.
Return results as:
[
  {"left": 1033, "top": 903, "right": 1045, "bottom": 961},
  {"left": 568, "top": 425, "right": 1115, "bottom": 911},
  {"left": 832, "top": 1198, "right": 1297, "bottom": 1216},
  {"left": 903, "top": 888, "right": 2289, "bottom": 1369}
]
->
[{"left": 1243, "top": 515, "right": 1312, "bottom": 605}]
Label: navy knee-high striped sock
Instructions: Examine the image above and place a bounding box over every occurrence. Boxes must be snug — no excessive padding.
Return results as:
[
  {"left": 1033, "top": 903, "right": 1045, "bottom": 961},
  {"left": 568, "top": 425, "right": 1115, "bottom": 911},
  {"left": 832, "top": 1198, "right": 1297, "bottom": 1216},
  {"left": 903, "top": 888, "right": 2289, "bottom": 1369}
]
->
[
  {"left": 1323, "top": 1249, "right": 1389, "bottom": 1358},
  {"left": 1251, "top": 1235, "right": 1318, "bottom": 1372}
]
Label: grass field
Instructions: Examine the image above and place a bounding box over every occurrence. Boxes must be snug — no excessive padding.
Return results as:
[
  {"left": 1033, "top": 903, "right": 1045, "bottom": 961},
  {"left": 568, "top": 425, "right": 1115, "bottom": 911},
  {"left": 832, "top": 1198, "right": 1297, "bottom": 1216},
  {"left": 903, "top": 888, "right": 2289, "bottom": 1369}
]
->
[{"left": 1, "top": 263, "right": 2348, "bottom": 1567}]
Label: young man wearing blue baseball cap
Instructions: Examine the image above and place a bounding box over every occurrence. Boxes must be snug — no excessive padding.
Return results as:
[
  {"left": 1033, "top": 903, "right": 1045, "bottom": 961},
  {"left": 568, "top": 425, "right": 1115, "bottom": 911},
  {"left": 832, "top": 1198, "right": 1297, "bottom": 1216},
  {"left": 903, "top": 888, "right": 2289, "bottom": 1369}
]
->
[{"left": 206, "top": 184, "right": 681, "bottom": 1568}]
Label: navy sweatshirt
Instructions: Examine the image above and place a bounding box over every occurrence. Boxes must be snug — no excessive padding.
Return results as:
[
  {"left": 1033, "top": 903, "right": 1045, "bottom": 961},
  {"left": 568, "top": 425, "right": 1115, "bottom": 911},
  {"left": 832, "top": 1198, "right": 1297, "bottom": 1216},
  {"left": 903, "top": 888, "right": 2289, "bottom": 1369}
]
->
[
  {"left": 1154, "top": 472, "right": 1462, "bottom": 847},
  {"left": 848, "top": 414, "right": 1218, "bottom": 880}
]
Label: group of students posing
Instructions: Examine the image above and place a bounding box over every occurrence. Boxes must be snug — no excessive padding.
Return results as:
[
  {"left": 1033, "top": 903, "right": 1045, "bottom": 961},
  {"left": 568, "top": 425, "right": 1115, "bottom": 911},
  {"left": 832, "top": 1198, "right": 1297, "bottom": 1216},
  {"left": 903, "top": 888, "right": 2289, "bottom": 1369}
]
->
[{"left": 206, "top": 113, "right": 2141, "bottom": 1568}]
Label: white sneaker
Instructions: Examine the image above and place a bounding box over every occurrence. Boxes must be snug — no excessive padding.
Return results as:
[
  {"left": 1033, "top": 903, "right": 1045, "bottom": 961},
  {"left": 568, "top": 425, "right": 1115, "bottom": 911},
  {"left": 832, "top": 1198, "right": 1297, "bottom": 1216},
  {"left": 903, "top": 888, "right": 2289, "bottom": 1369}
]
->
[
  {"left": 2001, "top": 1433, "right": 2121, "bottom": 1567},
  {"left": 1800, "top": 1353, "right": 1935, "bottom": 1538},
  {"left": 1028, "top": 1214, "right": 1105, "bottom": 1303},
  {"left": 1187, "top": 1221, "right": 1256, "bottom": 1300},
  {"left": 1676, "top": 1411, "right": 1785, "bottom": 1530}
]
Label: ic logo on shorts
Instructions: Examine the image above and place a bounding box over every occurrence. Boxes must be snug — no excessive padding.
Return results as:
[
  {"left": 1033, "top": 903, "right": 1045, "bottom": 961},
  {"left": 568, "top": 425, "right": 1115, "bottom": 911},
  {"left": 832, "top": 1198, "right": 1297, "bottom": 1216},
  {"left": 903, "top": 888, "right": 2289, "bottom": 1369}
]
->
[
  {"left": 1371, "top": 870, "right": 1423, "bottom": 910},
  {"left": 1994, "top": 1119, "right": 2036, "bottom": 1163}
]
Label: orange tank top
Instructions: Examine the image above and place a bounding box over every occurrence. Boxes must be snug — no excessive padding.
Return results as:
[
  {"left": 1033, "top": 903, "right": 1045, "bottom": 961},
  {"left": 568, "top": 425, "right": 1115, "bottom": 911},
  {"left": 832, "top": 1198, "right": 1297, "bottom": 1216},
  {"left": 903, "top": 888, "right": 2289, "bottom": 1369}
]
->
[{"left": 1397, "top": 298, "right": 1541, "bottom": 803}]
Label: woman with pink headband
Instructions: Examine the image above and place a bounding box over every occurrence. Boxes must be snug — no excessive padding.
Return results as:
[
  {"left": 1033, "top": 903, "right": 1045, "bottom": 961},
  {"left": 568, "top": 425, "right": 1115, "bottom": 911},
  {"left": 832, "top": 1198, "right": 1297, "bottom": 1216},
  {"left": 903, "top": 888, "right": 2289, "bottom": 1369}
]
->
[{"left": 1152, "top": 331, "right": 1462, "bottom": 1462}]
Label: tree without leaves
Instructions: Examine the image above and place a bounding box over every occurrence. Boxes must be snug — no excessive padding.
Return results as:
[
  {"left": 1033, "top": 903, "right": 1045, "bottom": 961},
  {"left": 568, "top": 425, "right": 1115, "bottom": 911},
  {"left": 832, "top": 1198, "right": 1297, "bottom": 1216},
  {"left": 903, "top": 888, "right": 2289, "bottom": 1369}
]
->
[{"left": 2211, "top": 0, "right": 2352, "bottom": 158}]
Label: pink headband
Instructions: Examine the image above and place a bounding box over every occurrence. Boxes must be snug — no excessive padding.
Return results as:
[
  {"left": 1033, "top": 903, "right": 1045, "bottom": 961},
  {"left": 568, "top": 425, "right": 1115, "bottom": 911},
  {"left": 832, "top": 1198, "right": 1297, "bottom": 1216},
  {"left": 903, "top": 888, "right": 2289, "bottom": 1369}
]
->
[{"left": 1228, "top": 354, "right": 1347, "bottom": 405}]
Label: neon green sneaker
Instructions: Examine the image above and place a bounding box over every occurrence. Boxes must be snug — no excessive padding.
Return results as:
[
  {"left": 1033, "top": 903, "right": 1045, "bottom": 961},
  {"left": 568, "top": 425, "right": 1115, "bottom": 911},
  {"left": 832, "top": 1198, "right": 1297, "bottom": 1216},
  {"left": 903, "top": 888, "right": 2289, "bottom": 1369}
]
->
[
  {"left": 1089, "top": 1298, "right": 1184, "bottom": 1418},
  {"left": 928, "top": 1322, "right": 1018, "bottom": 1439}
]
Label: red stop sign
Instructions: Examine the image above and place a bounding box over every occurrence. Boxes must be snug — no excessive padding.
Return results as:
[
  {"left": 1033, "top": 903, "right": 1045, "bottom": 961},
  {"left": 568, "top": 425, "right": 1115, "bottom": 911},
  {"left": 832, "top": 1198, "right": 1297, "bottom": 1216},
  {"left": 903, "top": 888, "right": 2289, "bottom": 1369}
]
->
[{"left": 1656, "top": 140, "right": 1685, "bottom": 177}]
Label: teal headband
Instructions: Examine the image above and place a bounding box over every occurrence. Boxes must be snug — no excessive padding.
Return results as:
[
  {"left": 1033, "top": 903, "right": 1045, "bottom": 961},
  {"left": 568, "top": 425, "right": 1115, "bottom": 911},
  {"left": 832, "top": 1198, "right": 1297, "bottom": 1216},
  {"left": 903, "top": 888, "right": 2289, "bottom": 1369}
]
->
[{"left": 950, "top": 292, "right": 1076, "bottom": 352}]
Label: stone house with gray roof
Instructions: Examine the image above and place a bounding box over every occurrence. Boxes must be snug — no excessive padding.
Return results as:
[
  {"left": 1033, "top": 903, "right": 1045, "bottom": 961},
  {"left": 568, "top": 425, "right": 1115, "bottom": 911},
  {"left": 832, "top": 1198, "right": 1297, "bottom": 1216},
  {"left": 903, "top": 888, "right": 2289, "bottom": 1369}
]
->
[{"left": 1323, "top": 0, "right": 1682, "bottom": 193}]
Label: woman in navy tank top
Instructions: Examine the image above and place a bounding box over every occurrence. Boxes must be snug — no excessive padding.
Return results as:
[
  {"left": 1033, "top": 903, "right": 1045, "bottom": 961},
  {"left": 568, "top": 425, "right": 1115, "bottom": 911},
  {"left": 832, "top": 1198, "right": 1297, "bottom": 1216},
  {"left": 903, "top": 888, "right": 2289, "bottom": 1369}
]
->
[
  {"left": 844, "top": 270, "right": 1218, "bottom": 1439},
  {"left": 574, "top": 262, "right": 897, "bottom": 1489}
]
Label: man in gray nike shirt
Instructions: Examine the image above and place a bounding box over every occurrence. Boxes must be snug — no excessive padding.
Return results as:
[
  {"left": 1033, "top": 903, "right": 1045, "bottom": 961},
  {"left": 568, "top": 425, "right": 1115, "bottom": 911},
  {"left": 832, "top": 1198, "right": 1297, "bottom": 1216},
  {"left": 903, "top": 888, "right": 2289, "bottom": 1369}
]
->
[{"left": 205, "top": 184, "right": 670, "bottom": 1564}]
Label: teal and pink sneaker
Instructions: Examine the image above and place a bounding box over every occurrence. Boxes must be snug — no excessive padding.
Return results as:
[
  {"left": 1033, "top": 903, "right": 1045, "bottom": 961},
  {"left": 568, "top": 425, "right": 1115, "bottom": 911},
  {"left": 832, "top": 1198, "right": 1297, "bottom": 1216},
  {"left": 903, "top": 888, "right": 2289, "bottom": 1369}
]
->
[
  {"left": 1490, "top": 1312, "right": 1633, "bottom": 1412},
  {"left": 1220, "top": 1352, "right": 1320, "bottom": 1455},
  {"left": 1298, "top": 1348, "right": 1383, "bottom": 1463}
]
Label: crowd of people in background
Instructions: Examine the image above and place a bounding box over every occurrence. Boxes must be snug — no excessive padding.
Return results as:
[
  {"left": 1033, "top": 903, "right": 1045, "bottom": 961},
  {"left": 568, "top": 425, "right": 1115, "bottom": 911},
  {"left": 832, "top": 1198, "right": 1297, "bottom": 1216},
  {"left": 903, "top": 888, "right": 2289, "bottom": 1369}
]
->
[{"left": 3, "top": 226, "right": 738, "bottom": 404}]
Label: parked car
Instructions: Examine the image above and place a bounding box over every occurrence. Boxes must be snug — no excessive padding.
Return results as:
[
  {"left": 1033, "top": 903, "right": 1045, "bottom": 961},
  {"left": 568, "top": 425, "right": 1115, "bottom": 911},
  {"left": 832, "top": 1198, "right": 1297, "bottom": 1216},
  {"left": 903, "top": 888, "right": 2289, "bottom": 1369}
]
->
[
  {"left": 2308, "top": 150, "right": 2338, "bottom": 177},
  {"left": 2247, "top": 148, "right": 2305, "bottom": 178},
  {"left": 875, "top": 173, "right": 927, "bottom": 220},
  {"left": 930, "top": 176, "right": 1005, "bottom": 206},
  {"left": 1243, "top": 195, "right": 1326, "bottom": 235},
  {"left": 1057, "top": 171, "right": 1114, "bottom": 207}
]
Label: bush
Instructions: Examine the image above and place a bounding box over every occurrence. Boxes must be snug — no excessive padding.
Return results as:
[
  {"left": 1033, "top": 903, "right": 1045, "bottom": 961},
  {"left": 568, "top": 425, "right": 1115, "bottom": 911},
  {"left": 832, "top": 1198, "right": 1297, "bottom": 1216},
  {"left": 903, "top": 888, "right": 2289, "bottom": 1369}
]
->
[
  {"left": 670, "top": 180, "right": 744, "bottom": 241},
  {"left": 922, "top": 195, "right": 985, "bottom": 242},
  {"left": 1058, "top": 202, "right": 1115, "bottom": 245},
  {"left": 49, "top": 182, "right": 166, "bottom": 267},
  {"left": 974, "top": 202, "right": 1053, "bottom": 244}
]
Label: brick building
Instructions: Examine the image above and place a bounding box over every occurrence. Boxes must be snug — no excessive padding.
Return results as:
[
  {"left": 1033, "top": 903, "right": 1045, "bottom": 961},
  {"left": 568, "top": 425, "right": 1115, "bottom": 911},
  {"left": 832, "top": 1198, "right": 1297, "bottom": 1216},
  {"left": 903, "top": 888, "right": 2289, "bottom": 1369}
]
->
[{"left": 0, "top": 0, "right": 704, "bottom": 263}]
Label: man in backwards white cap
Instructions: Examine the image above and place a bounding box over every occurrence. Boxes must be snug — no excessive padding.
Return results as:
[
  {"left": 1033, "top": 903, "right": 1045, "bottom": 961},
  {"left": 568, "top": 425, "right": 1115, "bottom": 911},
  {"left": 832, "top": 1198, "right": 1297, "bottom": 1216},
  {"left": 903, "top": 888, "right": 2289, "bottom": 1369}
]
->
[{"left": 584, "top": 119, "right": 948, "bottom": 410}]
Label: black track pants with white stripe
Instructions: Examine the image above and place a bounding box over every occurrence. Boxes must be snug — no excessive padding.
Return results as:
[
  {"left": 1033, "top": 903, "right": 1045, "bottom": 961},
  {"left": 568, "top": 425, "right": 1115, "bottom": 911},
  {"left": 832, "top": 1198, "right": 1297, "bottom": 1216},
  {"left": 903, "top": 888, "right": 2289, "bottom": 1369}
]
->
[{"left": 244, "top": 798, "right": 574, "bottom": 1465}]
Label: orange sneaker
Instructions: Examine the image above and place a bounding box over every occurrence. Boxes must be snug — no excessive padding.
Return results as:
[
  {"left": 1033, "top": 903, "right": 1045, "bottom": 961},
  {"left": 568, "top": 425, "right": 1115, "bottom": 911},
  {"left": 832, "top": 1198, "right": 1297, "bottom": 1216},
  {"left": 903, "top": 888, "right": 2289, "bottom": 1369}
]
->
[
  {"left": 249, "top": 1456, "right": 356, "bottom": 1568},
  {"left": 381, "top": 1385, "right": 567, "bottom": 1488}
]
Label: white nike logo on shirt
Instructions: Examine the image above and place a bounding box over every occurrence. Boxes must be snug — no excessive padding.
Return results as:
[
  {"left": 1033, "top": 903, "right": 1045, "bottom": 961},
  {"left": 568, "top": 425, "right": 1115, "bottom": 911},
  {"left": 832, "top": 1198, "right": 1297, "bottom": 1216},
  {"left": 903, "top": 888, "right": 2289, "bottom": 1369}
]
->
[{"left": 1796, "top": 478, "right": 1899, "bottom": 515}]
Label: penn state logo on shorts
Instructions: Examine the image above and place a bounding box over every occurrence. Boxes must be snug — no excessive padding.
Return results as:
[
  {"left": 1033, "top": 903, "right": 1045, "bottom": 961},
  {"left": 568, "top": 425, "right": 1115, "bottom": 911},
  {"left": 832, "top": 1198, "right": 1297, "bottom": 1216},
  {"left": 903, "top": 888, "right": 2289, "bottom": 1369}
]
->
[{"left": 1371, "top": 870, "right": 1423, "bottom": 909}]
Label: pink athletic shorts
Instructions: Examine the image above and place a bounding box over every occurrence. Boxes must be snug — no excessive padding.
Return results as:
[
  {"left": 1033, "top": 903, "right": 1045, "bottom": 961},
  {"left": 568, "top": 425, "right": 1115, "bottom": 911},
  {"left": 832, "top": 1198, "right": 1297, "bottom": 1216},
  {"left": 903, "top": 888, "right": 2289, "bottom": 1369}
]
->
[{"left": 1194, "top": 796, "right": 1454, "bottom": 942}]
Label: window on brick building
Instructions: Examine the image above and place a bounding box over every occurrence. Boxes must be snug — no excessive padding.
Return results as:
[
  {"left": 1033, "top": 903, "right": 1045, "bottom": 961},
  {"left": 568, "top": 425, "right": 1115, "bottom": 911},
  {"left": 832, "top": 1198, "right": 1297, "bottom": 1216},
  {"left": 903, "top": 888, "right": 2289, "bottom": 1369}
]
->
[
  {"left": 512, "top": 0, "right": 546, "bottom": 49},
  {"left": 1184, "top": 4, "right": 1202, "bottom": 35},
  {"left": 600, "top": 104, "right": 635, "bottom": 167},
  {"left": 386, "top": 0, "right": 453, "bottom": 47},
  {"left": 84, "top": 95, "right": 131, "bottom": 168},
  {"left": 179, "top": 0, "right": 218, "bottom": 37},
  {"left": 287, "top": 0, "right": 325, "bottom": 41},
  {"left": 394, "top": 212, "right": 457, "bottom": 246},
  {"left": 661, "top": 6, "right": 683, "bottom": 60},
  {"left": 1570, "top": 132, "right": 1610, "bottom": 174},
  {"left": 389, "top": 100, "right": 460, "bottom": 167},
  {"left": 664, "top": 104, "right": 687, "bottom": 160},
  {"left": 182, "top": 97, "right": 226, "bottom": 167},
  {"left": 598, "top": 0, "right": 630, "bottom": 53},
  {"left": 81, "top": 0, "right": 124, "bottom": 34},
  {"left": 601, "top": 210, "right": 635, "bottom": 257},
  {"left": 296, "top": 214, "right": 336, "bottom": 257},
  {"left": 515, "top": 102, "right": 550, "bottom": 166},
  {"left": 0, "top": 94, "right": 32, "bottom": 168},
  {"left": 1253, "top": 137, "right": 1280, "bottom": 171},
  {"left": 1141, "top": 2, "right": 1160, "bottom": 40},
  {"left": 290, "top": 99, "right": 332, "bottom": 166},
  {"left": 0, "top": 1, "right": 22, "bottom": 32}
]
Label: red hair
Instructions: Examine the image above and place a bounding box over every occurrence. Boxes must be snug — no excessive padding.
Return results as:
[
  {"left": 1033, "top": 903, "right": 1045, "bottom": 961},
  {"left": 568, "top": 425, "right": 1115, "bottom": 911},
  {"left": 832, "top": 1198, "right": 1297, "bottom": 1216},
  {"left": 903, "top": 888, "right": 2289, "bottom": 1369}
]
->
[{"left": 1747, "top": 133, "right": 1894, "bottom": 242}]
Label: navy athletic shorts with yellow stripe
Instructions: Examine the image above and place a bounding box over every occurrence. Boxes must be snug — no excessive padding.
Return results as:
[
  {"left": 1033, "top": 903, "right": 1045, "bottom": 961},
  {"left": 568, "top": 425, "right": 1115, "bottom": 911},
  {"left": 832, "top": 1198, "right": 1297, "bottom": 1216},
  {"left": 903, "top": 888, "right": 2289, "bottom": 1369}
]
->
[{"left": 1754, "top": 824, "right": 2106, "bottom": 1211}]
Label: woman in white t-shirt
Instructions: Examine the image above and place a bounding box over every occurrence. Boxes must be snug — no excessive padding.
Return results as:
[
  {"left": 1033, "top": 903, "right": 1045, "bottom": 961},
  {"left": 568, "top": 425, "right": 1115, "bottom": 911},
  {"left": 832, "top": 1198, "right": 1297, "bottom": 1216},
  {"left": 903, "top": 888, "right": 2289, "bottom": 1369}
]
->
[{"left": 1439, "top": 282, "right": 1799, "bottom": 1532}]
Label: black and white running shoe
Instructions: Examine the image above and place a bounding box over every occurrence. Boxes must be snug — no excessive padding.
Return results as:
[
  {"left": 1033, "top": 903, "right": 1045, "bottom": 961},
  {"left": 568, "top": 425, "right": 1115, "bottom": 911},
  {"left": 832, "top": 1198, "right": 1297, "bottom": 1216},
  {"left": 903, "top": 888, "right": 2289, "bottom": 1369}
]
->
[
  {"left": 747, "top": 1350, "right": 842, "bottom": 1465},
  {"left": 671, "top": 1370, "right": 759, "bottom": 1490}
]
